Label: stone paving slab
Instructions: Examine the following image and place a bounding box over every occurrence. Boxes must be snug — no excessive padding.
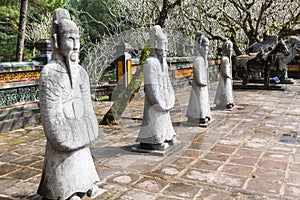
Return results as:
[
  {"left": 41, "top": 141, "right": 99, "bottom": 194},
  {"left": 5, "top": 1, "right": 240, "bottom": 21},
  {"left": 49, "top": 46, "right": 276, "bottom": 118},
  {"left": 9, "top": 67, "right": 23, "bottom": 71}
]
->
[{"left": 1, "top": 81, "right": 300, "bottom": 199}]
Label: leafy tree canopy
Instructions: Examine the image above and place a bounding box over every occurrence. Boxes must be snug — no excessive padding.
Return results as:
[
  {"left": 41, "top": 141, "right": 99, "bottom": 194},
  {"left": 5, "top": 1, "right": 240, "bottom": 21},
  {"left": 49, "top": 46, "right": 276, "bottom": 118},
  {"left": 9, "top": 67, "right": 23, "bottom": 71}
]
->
[
  {"left": 0, "top": 0, "right": 66, "bottom": 61},
  {"left": 67, "top": 0, "right": 118, "bottom": 43}
]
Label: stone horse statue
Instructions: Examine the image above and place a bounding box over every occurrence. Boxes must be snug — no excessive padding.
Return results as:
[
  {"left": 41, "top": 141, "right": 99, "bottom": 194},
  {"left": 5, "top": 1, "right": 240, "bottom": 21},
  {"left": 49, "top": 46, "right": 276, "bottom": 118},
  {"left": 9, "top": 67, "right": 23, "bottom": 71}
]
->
[
  {"left": 280, "top": 36, "right": 300, "bottom": 79},
  {"left": 233, "top": 38, "right": 289, "bottom": 85}
]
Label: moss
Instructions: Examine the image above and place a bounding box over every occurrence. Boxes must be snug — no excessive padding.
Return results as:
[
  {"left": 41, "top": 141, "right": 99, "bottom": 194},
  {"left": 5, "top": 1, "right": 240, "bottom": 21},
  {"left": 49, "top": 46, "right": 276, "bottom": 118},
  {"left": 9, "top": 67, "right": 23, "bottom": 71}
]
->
[
  {"left": 96, "top": 96, "right": 110, "bottom": 101},
  {"left": 101, "top": 67, "right": 144, "bottom": 125}
]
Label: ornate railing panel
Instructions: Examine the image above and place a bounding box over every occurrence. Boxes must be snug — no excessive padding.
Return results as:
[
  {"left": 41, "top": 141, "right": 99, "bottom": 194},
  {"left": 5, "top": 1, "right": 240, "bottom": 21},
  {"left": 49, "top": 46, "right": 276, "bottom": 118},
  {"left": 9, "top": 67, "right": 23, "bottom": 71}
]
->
[
  {"left": 0, "top": 61, "right": 43, "bottom": 133},
  {"left": 0, "top": 61, "right": 43, "bottom": 109},
  {"left": 0, "top": 82, "right": 39, "bottom": 108}
]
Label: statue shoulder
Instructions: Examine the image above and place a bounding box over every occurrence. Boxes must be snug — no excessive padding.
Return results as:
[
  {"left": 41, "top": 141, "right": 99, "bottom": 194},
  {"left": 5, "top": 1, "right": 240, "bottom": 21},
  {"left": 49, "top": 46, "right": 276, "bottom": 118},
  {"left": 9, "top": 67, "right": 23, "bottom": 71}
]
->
[
  {"left": 41, "top": 63, "right": 57, "bottom": 75},
  {"left": 40, "top": 62, "right": 65, "bottom": 82},
  {"left": 144, "top": 57, "right": 159, "bottom": 65},
  {"left": 78, "top": 65, "right": 87, "bottom": 74},
  {"left": 193, "top": 56, "right": 205, "bottom": 67},
  {"left": 194, "top": 55, "right": 205, "bottom": 62},
  {"left": 77, "top": 65, "right": 89, "bottom": 79},
  {"left": 42, "top": 61, "right": 66, "bottom": 73},
  {"left": 221, "top": 56, "right": 230, "bottom": 63}
]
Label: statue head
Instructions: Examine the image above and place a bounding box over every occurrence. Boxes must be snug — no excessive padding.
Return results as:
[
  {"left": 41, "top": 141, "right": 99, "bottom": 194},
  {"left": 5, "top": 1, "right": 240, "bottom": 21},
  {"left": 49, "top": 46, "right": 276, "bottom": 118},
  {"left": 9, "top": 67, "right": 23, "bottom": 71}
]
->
[
  {"left": 195, "top": 33, "right": 209, "bottom": 56},
  {"left": 222, "top": 38, "right": 233, "bottom": 57},
  {"left": 51, "top": 8, "right": 80, "bottom": 62},
  {"left": 150, "top": 25, "right": 168, "bottom": 56}
]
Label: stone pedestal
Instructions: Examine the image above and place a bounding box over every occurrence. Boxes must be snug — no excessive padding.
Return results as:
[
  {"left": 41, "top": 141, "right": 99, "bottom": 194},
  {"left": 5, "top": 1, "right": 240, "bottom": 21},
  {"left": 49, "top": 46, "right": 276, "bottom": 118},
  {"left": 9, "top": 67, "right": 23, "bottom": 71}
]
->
[{"left": 131, "top": 140, "right": 181, "bottom": 156}]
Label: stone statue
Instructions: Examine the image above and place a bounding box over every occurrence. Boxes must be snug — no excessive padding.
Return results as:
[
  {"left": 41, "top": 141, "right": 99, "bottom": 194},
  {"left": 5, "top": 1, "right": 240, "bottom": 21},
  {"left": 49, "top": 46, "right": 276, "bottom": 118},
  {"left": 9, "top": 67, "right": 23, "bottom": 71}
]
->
[
  {"left": 37, "top": 8, "right": 106, "bottom": 200},
  {"left": 186, "top": 33, "right": 211, "bottom": 125},
  {"left": 214, "top": 38, "right": 234, "bottom": 109},
  {"left": 136, "top": 25, "right": 176, "bottom": 151}
]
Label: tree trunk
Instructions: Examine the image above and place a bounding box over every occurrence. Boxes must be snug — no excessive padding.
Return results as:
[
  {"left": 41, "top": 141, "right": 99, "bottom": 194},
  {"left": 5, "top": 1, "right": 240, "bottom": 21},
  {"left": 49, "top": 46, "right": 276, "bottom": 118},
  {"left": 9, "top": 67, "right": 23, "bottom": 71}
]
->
[
  {"left": 101, "top": 66, "right": 144, "bottom": 125},
  {"left": 101, "top": 48, "right": 150, "bottom": 125},
  {"left": 157, "top": 0, "right": 183, "bottom": 27},
  {"left": 16, "top": 0, "right": 28, "bottom": 62}
]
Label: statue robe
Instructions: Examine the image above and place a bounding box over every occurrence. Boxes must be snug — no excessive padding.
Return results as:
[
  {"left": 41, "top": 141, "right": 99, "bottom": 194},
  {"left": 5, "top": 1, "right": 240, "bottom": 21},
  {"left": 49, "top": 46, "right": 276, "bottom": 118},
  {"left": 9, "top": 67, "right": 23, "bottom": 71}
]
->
[
  {"left": 214, "top": 56, "right": 234, "bottom": 107},
  {"left": 136, "top": 57, "right": 176, "bottom": 144},
  {"left": 37, "top": 60, "right": 99, "bottom": 200},
  {"left": 186, "top": 55, "right": 211, "bottom": 120}
]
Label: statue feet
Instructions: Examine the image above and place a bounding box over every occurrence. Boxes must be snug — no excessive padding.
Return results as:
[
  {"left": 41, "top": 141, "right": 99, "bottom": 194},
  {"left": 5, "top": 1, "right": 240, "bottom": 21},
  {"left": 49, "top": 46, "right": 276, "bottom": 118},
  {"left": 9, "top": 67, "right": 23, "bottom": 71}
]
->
[
  {"left": 140, "top": 142, "right": 169, "bottom": 151},
  {"left": 69, "top": 195, "right": 81, "bottom": 200},
  {"left": 186, "top": 117, "right": 211, "bottom": 127},
  {"left": 199, "top": 117, "right": 210, "bottom": 124},
  {"left": 226, "top": 103, "right": 234, "bottom": 109},
  {"left": 152, "top": 143, "right": 169, "bottom": 151},
  {"left": 87, "top": 185, "right": 108, "bottom": 199},
  {"left": 165, "top": 137, "right": 177, "bottom": 145}
]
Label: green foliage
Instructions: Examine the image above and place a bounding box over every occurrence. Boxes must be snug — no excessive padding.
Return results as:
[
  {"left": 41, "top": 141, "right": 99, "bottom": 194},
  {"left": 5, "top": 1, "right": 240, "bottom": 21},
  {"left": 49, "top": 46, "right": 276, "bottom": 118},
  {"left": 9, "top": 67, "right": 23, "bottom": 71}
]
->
[
  {"left": 95, "top": 96, "right": 110, "bottom": 101},
  {"left": 0, "top": 0, "right": 67, "bottom": 61},
  {"left": 139, "top": 47, "right": 150, "bottom": 65},
  {"left": 65, "top": 0, "right": 120, "bottom": 62},
  {"left": 30, "top": 0, "right": 67, "bottom": 11},
  {"left": 67, "top": 0, "right": 118, "bottom": 42},
  {"left": 0, "top": 2, "right": 18, "bottom": 61},
  {"left": 0, "top": 5, "right": 20, "bottom": 25}
]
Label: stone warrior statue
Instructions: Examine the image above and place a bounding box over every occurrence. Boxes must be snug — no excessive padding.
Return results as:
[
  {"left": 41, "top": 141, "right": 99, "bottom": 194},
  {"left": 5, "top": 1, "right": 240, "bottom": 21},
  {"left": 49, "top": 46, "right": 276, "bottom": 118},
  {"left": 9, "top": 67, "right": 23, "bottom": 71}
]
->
[
  {"left": 214, "top": 38, "right": 234, "bottom": 109},
  {"left": 186, "top": 33, "right": 211, "bottom": 125},
  {"left": 136, "top": 25, "right": 176, "bottom": 151},
  {"left": 38, "top": 8, "right": 106, "bottom": 200}
]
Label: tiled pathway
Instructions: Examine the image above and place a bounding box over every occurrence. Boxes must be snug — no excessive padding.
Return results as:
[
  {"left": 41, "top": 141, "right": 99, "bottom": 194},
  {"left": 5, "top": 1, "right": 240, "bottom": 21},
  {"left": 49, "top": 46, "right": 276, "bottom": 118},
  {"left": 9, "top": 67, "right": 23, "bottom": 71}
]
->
[{"left": 1, "top": 81, "right": 300, "bottom": 199}]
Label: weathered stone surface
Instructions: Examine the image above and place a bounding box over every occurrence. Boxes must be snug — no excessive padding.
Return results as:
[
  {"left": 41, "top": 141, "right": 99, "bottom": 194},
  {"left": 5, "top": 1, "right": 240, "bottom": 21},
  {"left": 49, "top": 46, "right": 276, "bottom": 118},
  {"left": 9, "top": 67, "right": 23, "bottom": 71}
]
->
[
  {"left": 2, "top": 182, "right": 37, "bottom": 196},
  {"left": 221, "top": 164, "right": 253, "bottom": 177},
  {"left": 197, "top": 188, "right": 236, "bottom": 200},
  {"left": 108, "top": 174, "right": 139, "bottom": 186},
  {"left": 37, "top": 8, "right": 103, "bottom": 200},
  {"left": 186, "top": 33, "right": 211, "bottom": 126},
  {"left": 246, "top": 179, "right": 281, "bottom": 195},
  {"left": 162, "top": 183, "right": 200, "bottom": 199},
  {"left": 284, "top": 185, "right": 300, "bottom": 198},
  {"left": 2, "top": 77, "right": 300, "bottom": 199},
  {"left": 191, "top": 159, "right": 222, "bottom": 171},
  {"left": 6, "top": 167, "right": 40, "bottom": 180},
  {"left": 214, "top": 39, "right": 234, "bottom": 109},
  {"left": 0, "top": 163, "right": 20, "bottom": 176},
  {"left": 184, "top": 169, "right": 214, "bottom": 182},
  {"left": 212, "top": 174, "right": 245, "bottom": 188},
  {"left": 136, "top": 25, "right": 176, "bottom": 151},
  {"left": 117, "top": 189, "right": 156, "bottom": 200},
  {"left": 161, "top": 167, "right": 180, "bottom": 176},
  {"left": 133, "top": 178, "right": 165, "bottom": 192}
]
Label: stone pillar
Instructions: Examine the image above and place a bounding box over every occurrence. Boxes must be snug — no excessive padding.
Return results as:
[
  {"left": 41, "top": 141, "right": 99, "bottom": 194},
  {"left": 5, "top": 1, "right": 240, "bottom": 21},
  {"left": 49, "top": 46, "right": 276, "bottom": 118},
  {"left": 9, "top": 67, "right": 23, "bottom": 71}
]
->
[
  {"left": 111, "top": 42, "right": 132, "bottom": 101},
  {"left": 35, "top": 39, "right": 52, "bottom": 64},
  {"left": 115, "top": 42, "right": 132, "bottom": 87}
]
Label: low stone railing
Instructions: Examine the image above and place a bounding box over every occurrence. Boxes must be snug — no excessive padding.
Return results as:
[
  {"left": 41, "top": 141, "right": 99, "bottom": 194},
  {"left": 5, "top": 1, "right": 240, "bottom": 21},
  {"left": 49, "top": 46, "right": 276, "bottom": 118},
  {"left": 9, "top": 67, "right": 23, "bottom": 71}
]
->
[
  {"left": 91, "top": 56, "right": 221, "bottom": 99},
  {"left": 168, "top": 56, "right": 220, "bottom": 87},
  {"left": 0, "top": 61, "right": 43, "bottom": 133}
]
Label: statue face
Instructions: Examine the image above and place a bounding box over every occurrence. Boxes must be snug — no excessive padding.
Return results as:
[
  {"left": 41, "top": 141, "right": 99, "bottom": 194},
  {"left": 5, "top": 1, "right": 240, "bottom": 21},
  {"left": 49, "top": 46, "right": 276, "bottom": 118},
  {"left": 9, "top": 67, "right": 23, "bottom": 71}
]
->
[
  {"left": 157, "top": 38, "right": 168, "bottom": 52},
  {"left": 197, "top": 41, "right": 209, "bottom": 55},
  {"left": 157, "top": 41, "right": 167, "bottom": 56},
  {"left": 150, "top": 25, "right": 168, "bottom": 53},
  {"left": 59, "top": 32, "right": 80, "bottom": 61},
  {"left": 228, "top": 45, "right": 233, "bottom": 55},
  {"left": 203, "top": 42, "right": 209, "bottom": 52}
]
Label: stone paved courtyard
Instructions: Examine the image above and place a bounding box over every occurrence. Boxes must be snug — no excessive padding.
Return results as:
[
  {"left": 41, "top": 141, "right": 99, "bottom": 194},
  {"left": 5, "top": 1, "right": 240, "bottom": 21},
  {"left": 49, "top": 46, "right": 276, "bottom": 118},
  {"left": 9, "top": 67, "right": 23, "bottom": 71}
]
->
[{"left": 1, "top": 81, "right": 300, "bottom": 199}]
